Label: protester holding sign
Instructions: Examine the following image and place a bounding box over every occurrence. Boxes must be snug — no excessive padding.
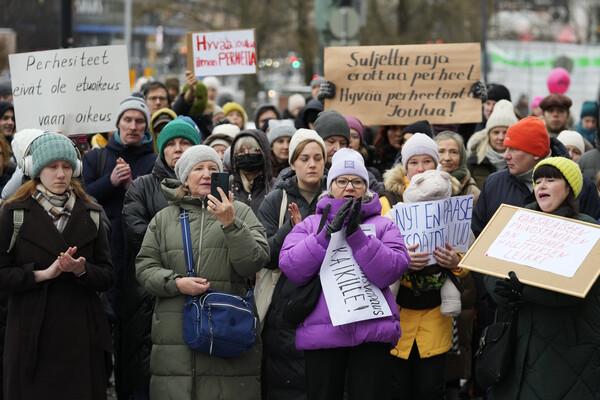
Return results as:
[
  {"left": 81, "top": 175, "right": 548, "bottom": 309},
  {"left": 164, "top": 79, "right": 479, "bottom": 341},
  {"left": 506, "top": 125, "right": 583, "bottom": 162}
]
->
[
  {"left": 389, "top": 169, "right": 469, "bottom": 400},
  {"left": 482, "top": 157, "right": 600, "bottom": 399},
  {"left": 257, "top": 129, "right": 327, "bottom": 400},
  {"left": 279, "top": 148, "right": 410, "bottom": 400},
  {"left": 0, "top": 133, "right": 113, "bottom": 400}
]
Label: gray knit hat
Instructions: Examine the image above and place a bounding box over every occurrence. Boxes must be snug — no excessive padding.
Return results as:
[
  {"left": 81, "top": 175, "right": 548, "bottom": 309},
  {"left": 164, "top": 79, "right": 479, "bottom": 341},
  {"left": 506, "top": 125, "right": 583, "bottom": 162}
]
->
[
  {"left": 175, "top": 145, "right": 223, "bottom": 184},
  {"left": 313, "top": 110, "right": 350, "bottom": 142},
  {"left": 30, "top": 133, "right": 79, "bottom": 178},
  {"left": 267, "top": 120, "right": 296, "bottom": 145},
  {"left": 116, "top": 96, "right": 151, "bottom": 127}
]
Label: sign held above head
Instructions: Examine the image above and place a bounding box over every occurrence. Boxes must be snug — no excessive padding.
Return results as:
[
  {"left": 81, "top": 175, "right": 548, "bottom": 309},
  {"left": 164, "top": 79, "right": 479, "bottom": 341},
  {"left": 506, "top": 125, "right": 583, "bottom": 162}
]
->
[
  {"left": 187, "top": 29, "right": 257, "bottom": 77},
  {"left": 324, "top": 42, "right": 482, "bottom": 125}
]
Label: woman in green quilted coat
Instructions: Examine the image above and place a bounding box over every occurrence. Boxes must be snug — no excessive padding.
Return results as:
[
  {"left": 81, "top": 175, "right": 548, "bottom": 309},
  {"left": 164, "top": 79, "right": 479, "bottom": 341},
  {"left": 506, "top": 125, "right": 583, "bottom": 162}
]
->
[
  {"left": 136, "top": 145, "right": 269, "bottom": 400},
  {"left": 484, "top": 157, "right": 600, "bottom": 400}
]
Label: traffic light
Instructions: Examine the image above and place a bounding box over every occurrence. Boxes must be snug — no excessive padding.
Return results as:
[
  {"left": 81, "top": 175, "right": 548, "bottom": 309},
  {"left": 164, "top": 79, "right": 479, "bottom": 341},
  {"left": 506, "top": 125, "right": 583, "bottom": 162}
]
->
[{"left": 289, "top": 55, "right": 302, "bottom": 69}]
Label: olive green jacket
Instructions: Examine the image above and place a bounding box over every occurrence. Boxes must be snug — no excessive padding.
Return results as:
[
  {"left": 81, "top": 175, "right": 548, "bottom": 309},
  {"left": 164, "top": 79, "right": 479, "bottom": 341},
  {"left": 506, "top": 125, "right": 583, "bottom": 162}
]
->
[{"left": 136, "top": 179, "right": 269, "bottom": 400}]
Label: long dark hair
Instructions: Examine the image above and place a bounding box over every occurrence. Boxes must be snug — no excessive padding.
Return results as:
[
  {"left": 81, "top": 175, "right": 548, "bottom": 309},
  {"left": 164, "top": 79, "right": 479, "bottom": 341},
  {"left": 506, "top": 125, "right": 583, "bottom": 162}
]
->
[{"left": 533, "top": 164, "right": 579, "bottom": 217}]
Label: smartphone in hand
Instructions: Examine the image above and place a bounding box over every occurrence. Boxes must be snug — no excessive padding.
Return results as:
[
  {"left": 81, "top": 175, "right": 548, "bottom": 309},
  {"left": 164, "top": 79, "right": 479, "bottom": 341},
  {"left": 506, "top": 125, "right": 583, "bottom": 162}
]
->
[{"left": 210, "top": 172, "right": 230, "bottom": 202}]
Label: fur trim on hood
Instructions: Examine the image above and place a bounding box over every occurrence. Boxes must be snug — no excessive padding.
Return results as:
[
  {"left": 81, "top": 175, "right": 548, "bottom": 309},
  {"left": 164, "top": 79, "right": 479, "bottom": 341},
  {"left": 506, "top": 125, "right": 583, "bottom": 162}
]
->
[{"left": 383, "top": 164, "right": 409, "bottom": 196}]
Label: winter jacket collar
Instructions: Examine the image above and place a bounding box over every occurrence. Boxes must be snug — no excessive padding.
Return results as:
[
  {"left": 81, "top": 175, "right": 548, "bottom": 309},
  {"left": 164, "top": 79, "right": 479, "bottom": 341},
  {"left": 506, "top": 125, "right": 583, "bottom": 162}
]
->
[
  {"left": 160, "top": 178, "right": 207, "bottom": 211},
  {"left": 109, "top": 129, "right": 154, "bottom": 153},
  {"left": 151, "top": 156, "right": 176, "bottom": 181}
]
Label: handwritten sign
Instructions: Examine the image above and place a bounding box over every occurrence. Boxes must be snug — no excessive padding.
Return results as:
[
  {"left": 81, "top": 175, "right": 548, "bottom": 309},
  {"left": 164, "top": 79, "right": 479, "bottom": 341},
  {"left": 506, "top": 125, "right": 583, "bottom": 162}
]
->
[
  {"left": 320, "top": 226, "right": 392, "bottom": 326},
  {"left": 486, "top": 209, "right": 600, "bottom": 278},
  {"left": 187, "top": 29, "right": 257, "bottom": 77},
  {"left": 391, "top": 195, "right": 473, "bottom": 264},
  {"left": 324, "top": 43, "right": 481, "bottom": 125},
  {"left": 8, "top": 45, "right": 130, "bottom": 135}
]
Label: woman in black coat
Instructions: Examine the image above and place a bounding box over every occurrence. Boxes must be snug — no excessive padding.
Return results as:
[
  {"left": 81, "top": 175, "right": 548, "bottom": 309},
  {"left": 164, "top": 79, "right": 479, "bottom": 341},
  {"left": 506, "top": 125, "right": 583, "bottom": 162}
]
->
[
  {"left": 0, "top": 133, "right": 113, "bottom": 400},
  {"left": 257, "top": 129, "right": 327, "bottom": 400}
]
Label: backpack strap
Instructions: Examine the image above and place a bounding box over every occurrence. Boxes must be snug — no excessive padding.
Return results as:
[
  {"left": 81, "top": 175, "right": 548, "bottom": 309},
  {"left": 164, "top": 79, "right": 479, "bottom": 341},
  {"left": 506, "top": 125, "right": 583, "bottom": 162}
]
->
[
  {"left": 8, "top": 209, "right": 24, "bottom": 253},
  {"left": 96, "top": 149, "right": 108, "bottom": 178},
  {"left": 278, "top": 190, "right": 287, "bottom": 228},
  {"left": 89, "top": 209, "right": 100, "bottom": 232}
]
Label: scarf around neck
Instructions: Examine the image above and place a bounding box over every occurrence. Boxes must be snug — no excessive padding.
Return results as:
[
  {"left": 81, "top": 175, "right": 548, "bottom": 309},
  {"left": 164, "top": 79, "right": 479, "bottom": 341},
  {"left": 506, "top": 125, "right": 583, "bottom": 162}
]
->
[
  {"left": 33, "top": 183, "right": 76, "bottom": 232},
  {"left": 485, "top": 147, "right": 506, "bottom": 171}
]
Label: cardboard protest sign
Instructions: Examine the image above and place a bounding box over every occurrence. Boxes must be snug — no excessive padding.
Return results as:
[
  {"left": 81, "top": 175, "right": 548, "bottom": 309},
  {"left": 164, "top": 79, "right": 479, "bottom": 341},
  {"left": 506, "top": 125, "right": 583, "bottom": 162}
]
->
[
  {"left": 324, "top": 42, "right": 481, "bottom": 125},
  {"left": 9, "top": 45, "right": 130, "bottom": 135},
  {"left": 390, "top": 195, "right": 473, "bottom": 264},
  {"left": 459, "top": 205, "right": 600, "bottom": 298},
  {"left": 320, "top": 226, "right": 392, "bottom": 326},
  {"left": 187, "top": 29, "right": 257, "bottom": 77}
]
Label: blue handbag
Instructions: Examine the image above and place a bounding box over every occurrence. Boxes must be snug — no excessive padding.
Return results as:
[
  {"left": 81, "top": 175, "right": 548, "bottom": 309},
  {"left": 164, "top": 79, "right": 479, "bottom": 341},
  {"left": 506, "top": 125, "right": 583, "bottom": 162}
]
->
[{"left": 180, "top": 209, "right": 257, "bottom": 358}]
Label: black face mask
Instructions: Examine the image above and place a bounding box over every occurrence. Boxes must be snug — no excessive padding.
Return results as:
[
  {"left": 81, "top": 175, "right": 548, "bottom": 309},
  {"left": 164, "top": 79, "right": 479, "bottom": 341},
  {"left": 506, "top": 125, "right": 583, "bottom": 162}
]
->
[{"left": 235, "top": 154, "right": 264, "bottom": 171}]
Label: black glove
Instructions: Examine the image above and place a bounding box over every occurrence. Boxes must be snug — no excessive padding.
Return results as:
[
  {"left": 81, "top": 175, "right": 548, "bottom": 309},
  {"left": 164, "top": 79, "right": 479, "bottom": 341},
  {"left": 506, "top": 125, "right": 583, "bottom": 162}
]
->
[
  {"left": 317, "top": 80, "right": 336, "bottom": 101},
  {"left": 325, "top": 199, "right": 353, "bottom": 237},
  {"left": 494, "top": 271, "right": 523, "bottom": 304},
  {"left": 345, "top": 200, "right": 362, "bottom": 235},
  {"left": 470, "top": 81, "right": 487, "bottom": 101}
]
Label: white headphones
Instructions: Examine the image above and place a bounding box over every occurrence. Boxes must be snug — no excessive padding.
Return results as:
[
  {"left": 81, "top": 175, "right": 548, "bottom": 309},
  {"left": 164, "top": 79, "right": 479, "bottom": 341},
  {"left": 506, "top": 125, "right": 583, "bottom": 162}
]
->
[{"left": 19, "top": 132, "right": 83, "bottom": 178}]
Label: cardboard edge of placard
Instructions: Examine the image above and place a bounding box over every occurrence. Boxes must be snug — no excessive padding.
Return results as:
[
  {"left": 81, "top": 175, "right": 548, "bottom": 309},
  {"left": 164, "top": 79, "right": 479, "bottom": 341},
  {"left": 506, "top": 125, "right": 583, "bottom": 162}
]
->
[
  {"left": 186, "top": 32, "right": 194, "bottom": 73},
  {"left": 458, "top": 204, "right": 600, "bottom": 299}
]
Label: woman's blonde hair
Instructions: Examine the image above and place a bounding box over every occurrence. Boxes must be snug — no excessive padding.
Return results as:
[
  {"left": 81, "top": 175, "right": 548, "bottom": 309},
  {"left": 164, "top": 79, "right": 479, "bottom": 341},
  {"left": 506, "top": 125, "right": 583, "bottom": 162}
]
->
[{"left": 4, "top": 178, "right": 92, "bottom": 206}]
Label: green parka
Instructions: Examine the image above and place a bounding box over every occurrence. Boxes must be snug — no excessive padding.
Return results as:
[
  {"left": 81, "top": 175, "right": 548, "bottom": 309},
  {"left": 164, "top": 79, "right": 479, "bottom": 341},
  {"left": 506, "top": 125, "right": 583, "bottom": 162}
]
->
[{"left": 136, "top": 179, "right": 269, "bottom": 400}]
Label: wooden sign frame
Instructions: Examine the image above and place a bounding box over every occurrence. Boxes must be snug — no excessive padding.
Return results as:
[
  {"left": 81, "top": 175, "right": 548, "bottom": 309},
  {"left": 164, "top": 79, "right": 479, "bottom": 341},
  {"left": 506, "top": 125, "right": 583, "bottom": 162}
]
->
[{"left": 459, "top": 204, "right": 600, "bottom": 298}]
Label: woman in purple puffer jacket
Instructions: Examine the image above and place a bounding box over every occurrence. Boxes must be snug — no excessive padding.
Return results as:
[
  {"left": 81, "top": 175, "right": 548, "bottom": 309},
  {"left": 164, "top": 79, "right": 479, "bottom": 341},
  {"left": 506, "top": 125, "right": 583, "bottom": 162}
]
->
[{"left": 279, "top": 148, "right": 410, "bottom": 400}]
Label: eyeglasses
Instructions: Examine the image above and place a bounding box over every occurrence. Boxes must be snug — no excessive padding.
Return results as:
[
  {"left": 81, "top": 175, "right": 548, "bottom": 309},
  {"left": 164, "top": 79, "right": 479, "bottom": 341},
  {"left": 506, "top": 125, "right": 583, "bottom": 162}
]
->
[
  {"left": 147, "top": 96, "right": 168, "bottom": 102},
  {"left": 334, "top": 177, "right": 365, "bottom": 189}
]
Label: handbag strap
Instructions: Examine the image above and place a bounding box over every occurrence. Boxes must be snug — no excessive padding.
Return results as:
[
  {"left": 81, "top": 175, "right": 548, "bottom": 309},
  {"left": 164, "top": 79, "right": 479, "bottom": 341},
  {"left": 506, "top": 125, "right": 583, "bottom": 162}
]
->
[
  {"left": 179, "top": 208, "right": 195, "bottom": 277},
  {"left": 278, "top": 189, "right": 287, "bottom": 228}
]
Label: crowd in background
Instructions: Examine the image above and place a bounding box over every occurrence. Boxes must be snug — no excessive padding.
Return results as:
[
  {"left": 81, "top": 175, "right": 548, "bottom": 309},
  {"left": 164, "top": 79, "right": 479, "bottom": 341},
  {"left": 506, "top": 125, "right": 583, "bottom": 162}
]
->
[{"left": 0, "top": 71, "right": 599, "bottom": 400}]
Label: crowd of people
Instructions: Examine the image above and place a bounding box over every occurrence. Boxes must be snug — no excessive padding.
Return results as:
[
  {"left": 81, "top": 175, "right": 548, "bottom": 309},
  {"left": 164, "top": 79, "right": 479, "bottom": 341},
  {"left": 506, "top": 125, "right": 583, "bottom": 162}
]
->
[{"left": 0, "top": 71, "right": 599, "bottom": 400}]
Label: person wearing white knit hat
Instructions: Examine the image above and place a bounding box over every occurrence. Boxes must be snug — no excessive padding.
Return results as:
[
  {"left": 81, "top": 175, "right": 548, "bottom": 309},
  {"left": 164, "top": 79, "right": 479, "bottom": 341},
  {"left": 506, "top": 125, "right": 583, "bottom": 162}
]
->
[
  {"left": 400, "top": 132, "right": 440, "bottom": 179},
  {"left": 202, "top": 76, "right": 221, "bottom": 102},
  {"left": 467, "top": 99, "right": 518, "bottom": 188},
  {"left": 557, "top": 130, "right": 585, "bottom": 162}
]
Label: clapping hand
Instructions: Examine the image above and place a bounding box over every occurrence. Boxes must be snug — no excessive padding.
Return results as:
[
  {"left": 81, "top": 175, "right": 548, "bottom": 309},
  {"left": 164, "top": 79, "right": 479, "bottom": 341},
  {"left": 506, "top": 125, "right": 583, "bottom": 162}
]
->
[
  {"left": 325, "top": 199, "right": 353, "bottom": 237},
  {"left": 288, "top": 202, "right": 302, "bottom": 226},
  {"left": 57, "top": 246, "right": 86, "bottom": 276}
]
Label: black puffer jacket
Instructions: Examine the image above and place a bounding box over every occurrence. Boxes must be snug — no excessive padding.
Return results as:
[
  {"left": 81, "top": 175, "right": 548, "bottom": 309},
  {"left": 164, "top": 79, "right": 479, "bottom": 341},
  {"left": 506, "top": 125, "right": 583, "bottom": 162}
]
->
[
  {"left": 257, "top": 172, "right": 325, "bottom": 400},
  {"left": 230, "top": 129, "right": 275, "bottom": 215},
  {"left": 117, "top": 156, "right": 175, "bottom": 397}
]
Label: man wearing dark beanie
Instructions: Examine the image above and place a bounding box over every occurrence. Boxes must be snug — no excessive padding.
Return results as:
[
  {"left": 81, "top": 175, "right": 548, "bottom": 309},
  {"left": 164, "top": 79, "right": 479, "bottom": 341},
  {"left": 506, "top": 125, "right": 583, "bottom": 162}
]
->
[{"left": 313, "top": 109, "right": 350, "bottom": 166}]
